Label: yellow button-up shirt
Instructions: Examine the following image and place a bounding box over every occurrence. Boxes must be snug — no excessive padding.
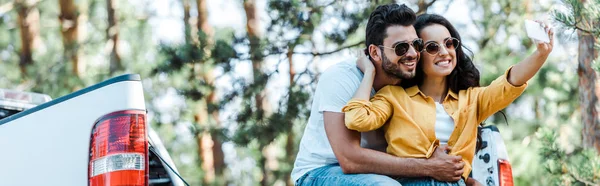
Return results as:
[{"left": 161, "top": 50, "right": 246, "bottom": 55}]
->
[{"left": 342, "top": 67, "right": 527, "bottom": 179}]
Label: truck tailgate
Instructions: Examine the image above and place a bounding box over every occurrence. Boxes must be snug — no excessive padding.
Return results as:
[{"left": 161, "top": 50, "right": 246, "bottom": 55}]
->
[{"left": 0, "top": 74, "right": 146, "bottom": 186}]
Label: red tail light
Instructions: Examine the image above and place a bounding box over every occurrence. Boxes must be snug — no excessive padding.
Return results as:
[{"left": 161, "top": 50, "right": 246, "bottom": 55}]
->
[
  {"left": 498, "top": 159, "right": 514, "bottom": 186},
  {"left": 89, "top": 110, "right": 148, "bottom": 186}
]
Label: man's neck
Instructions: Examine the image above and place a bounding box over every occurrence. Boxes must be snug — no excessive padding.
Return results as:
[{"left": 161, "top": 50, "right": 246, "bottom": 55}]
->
[
  {"left": 373, "top": 72, "right": 401, "bottom": 91},
  {"left": 419, "top": 76, "right": 448, "bottom": 103}
]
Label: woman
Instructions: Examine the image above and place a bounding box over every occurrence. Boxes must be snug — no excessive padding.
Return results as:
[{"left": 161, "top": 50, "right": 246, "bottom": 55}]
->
[{"left": 342, "top": 14, "right": 553, "bottom": 186}]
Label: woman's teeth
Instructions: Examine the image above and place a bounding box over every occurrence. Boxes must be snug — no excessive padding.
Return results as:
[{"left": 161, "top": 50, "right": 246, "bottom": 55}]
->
[{"left": 435, "top": 60, "right": 450, "bottom": 66}]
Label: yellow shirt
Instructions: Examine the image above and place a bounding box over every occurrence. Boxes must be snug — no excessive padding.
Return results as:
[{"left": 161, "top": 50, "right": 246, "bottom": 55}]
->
[{"left": 341, "top": 67, "right": 527, "bottom": 179}]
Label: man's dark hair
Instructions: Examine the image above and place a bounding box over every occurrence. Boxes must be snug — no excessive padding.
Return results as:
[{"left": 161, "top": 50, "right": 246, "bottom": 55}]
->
[
  {"left": 365, "top": 4, "right": 416, "bottom": 59},
  {"left": 401, "top": 13, "right": 480, "bottom": 92}
]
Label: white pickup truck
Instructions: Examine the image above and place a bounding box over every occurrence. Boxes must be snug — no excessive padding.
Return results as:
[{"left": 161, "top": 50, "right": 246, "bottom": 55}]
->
[{"left": 0, "top": 74, "right": 186, "bottom": 186}]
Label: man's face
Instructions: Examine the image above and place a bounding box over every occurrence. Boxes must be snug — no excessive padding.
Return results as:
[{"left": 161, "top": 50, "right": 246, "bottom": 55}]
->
[{"left": 378, "top": 25, "right": 420, "bottom": 80}]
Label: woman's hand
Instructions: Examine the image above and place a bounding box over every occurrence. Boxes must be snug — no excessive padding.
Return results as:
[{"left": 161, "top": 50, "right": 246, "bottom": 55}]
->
[
  {"left": 533, "top": 20, "right": 554, "bottom": 56},
  {"left": 507, "top": 20, "right": 554, "bottom": 86},
  {"left": 356, "top": 49, "right": 375, "bottom": 75},
  {"left": 351, "top": 48, "right": 377, "bottom": 101}
]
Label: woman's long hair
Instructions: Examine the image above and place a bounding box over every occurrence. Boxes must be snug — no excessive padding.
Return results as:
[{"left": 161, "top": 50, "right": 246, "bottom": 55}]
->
[{"left": 401, "top": 14, "right": 480, "bottom": 93}]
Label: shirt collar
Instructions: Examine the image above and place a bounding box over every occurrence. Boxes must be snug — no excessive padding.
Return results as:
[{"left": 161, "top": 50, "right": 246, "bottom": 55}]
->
[
  {"left": 406, "top": 86, "right": 422, "bottom": 97},
  {"left": 447, "top": 90, "right": 458, "bottom": 100},
  {"left": 406, "top": 85, "right": 459, "bottom": 100}
]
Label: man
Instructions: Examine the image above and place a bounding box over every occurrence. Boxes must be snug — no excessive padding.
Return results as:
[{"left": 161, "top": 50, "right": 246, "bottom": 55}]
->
[{"left": 292, "top": 3, "right": 465, "bottom": 186}]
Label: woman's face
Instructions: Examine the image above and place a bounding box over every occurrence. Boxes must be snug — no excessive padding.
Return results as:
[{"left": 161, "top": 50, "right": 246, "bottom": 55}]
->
[{"left": 419, "top": 24, "right": 457, "bottom": 78}]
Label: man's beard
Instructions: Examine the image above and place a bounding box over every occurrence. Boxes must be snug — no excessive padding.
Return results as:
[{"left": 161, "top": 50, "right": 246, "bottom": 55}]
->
[{"left": 381, "top": 51, "right": 417, "bottom": 80}]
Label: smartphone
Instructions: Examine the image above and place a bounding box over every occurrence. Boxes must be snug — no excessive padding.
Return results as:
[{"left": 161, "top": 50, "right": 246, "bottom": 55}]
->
[{"left": 525, "top": 20, "right": 550, "bottom": 43}]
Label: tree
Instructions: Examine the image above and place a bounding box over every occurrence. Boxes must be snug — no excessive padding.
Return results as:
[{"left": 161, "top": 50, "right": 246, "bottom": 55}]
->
[
  {"left": 106, "top": 0, "right": 122, "bottom": 75},
  {"left": 58, "top": 0, "right": 81, "bottom": 77},
  {"left": 243, "top": 0, "right": 271, "bottom": 115},
  {"left": 532, "top": 0, "right": 600, "bottom": 185},
  {"left": 15, "top": 0, "right": 40, "bottom": 77},
  {"left": 241, "top": 1, "right": 275, "bottom": 185},
  {"left": 194, "top": 0, "right": 226, "bottom": 184},
  {"left": 152, "top": 0, "right": 236, "bottom": 184},
  {"left": 554, "top": 0, "right": 600, "bottom": 153}
]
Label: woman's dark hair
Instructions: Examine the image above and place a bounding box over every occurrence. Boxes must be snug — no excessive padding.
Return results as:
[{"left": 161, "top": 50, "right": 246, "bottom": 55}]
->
[
  {"left": 364, "top": 4, "right": 416, "bottom": 59},
  {"left": 401, "top": 14, "right": 480, "bottom": 93}
]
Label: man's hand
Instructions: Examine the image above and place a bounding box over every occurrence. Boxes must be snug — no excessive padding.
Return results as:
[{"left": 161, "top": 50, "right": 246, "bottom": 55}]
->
[
  {"left": 425, "top": 145, "right": 464, "bottom": 182},
  {"left": 356, "top": 49, "right": 375, "bottom": 74},
  {"left": 465, "top": 178, "right": 484, "bottom": 186}
]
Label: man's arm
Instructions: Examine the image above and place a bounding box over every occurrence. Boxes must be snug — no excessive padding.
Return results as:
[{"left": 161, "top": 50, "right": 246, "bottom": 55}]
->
[{"left": 324, "top": 111, "right": 465, "bottom": 181}]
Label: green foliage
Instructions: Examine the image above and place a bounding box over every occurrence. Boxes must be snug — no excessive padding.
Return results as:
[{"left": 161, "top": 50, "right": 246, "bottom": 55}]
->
[
  {"left": 537, "top": 127, "right": 600, "bottom": 185},
  {"left": 554, "top": 0, "right": 600, "bottom": 37},
  {"left": 538, "top": 1, "right": 600, "bottom": 185}
]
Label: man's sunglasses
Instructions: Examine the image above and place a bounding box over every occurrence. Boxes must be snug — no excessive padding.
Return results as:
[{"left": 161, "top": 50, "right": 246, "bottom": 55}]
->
[
  {"left": 423, "top": 37, "right": 460, "bottom": 56},
  {"left": 378, "top": 39, "right": 424, "bottom": 56}
]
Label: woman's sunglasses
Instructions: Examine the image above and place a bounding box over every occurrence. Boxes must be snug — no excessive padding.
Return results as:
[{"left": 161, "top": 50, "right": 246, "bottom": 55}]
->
[
  {"left": 423, "top": 37, "right": 460, "bottom": 56},
  {"left": 378, "top": 39, "right": 424, "bottom": 57}
]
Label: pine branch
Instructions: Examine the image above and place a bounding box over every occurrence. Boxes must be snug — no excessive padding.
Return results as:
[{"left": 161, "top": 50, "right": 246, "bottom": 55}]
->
[
  {"left": 553, "top": 0, "right": 599, "bottom": 36},
  {"left": 426, "top": 0, "right": 438, "bottom": 7},
  {"left": 558, "top": 18, "right": 595, "bottom": 35},
  {"left": 294, "top": 40, "right": 363, "bottom": 56},
  {"left": 568, "top": 172, "right": 599, "bottom": 186},
  {"left": 237, "top": 40, "right": 364, "bottom": 61}
]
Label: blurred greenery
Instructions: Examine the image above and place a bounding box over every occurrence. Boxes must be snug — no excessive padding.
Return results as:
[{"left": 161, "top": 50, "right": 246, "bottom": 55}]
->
[{"left": 0, "top": 0, "right": 599, "bottom": 185}]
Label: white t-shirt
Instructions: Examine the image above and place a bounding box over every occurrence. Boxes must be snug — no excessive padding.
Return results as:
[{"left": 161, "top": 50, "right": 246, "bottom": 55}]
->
[
  {"left": 291, "top": 60, "right": 387, "bottom": 182},
  {"left": 435, "top": 102, "right": 455, "bottom": 144}
]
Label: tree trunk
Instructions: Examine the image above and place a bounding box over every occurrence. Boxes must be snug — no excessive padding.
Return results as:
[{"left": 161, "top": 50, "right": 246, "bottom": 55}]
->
[
  {"left": 107, "top": 0, "right": 122, "bottom": 75},
  {"left": 16, "top": 0, "right": 40, "bottom": 76},
  {"left": 182, "top": 0, "right": 215, "bottom": 184},
  {"left": 244, "top": 0, "right": 271, "bottom": 114},
  {"left": 180, "top": 2, "right": 211, "bottom": 184},
  {"left": 284, "top": 47, "right": 296, "bottom": 186},
  {"left": 259, "top": 148, "right": 269, "bottom": 186},
  {"left": 196, "top": 0, "right": 212, "bottom": 37},
  {"left": 244, "top": 1, "right": 274, "bottom": 185},
  {"left": 182, "top": 0, "right": 191, "bottom": 43},
  {"left": 578, "top": 27, "right": 600, "bottom": 153},
  {"left": 190, "top": 0, "right": 225, "bottom": 184},
  {"left": 58, "top": 0, "right": 80, "bottom": 77},
  {"left": 197, "top": 0, "right": 224, "bottom": 181}
]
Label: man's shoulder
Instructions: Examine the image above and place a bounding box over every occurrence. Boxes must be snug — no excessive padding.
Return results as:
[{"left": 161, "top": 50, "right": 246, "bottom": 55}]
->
[
  {"left": 324, "top": 60, "right": 359, "bottom": 73},
  {"left": 320, "top": 59, "right": 362, "bottom": 81},
  {"left": 314, "top": 59, "right": 362, "bottom": 99}
]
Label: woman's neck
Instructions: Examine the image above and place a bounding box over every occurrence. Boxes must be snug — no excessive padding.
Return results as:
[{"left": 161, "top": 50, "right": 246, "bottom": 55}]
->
[{"left": 419, "top": 76, "right": 448, "bottom": 103}]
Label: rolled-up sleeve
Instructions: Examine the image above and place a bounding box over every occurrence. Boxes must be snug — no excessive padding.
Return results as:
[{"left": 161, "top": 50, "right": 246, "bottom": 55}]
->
[
  {"left": 476, "top": 66, "right": 528, "bottom": 122},
  {"left": 342, "top": 94, "right": 393, "bottom": 132}
]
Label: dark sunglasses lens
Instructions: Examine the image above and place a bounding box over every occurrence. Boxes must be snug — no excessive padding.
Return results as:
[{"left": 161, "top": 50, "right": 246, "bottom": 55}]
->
[
  {"left": 446, "top": 38, "right": 459, "bottom": 49},
  {"left": 413, "top": 40, "right": 424, "bottom": 51},
  {"left": 395, "top": 43, "right": 409, "bottom": 56},
  {"left": 426, "top": 43, "right": 439, "bottom": 54}
]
